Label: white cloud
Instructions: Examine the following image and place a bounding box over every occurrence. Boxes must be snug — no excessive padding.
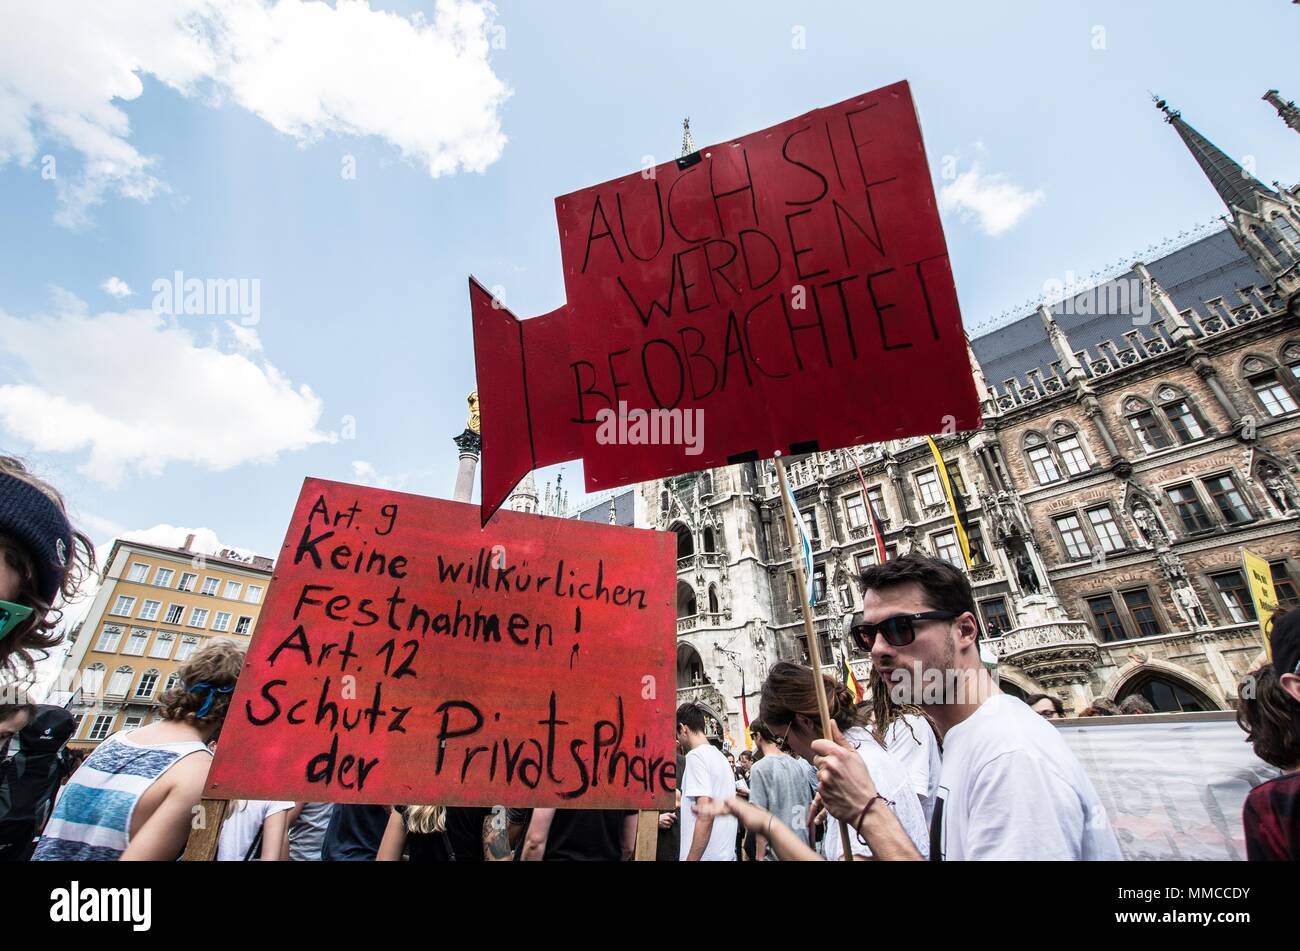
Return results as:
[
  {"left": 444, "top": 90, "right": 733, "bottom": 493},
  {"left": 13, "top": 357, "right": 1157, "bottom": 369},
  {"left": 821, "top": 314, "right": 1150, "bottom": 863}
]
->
[
  {"left": 0, "top": 0, "right": 510, "bottom": 227},
  {"left": 939, "top": 162, "right": 1045, "bottom": 237},
  {"left": 101, "top": 276, "right": 133, "bottom": 298},
  {"left": 350, "top": 459, "right": 428, "bottom": 492},
  {"left": 0, "top": 293, "right": 335, "bottom": 485}
]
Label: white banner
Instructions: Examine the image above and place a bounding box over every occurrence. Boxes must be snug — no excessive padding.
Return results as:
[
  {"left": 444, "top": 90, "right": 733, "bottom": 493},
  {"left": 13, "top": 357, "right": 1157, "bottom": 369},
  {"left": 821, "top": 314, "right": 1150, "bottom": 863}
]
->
[{"left": 1057, "top": 712, "right": 1279, "bottom": 861}]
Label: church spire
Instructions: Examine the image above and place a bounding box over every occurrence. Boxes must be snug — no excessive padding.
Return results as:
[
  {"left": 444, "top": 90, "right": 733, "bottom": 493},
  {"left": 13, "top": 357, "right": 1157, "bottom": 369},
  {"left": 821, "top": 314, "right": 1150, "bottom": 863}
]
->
[
  {"left": 1263, "top": 90, "right": 1300, "bottom": 135},
  {"left": 1153, "top": 95, "right": 1276, "bottom": 216}
]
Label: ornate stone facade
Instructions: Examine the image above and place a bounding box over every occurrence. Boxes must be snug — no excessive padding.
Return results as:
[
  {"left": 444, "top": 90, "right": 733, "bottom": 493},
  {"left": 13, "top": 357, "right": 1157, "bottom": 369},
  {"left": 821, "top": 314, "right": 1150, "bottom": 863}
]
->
[{"left": 651, "top": 95, "right": 1300, "bottom": 742}]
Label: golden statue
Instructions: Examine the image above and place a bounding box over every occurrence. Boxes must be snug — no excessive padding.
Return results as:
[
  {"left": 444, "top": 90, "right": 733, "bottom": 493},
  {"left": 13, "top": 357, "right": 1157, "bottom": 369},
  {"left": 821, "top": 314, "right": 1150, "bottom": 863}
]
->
[{"left": 467, "top": 390, "right": 480, "bottom": 434}]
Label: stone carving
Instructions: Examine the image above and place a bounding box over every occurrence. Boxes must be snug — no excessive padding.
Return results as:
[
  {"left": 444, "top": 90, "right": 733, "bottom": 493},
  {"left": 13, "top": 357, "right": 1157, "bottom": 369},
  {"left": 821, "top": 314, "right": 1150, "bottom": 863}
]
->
[
  {"left": 1130, "top": 500, "right": 1168, "bottom": 546},
  {"left": 1259, "top": 462, "right": 1299, "bottom": 514},
  {"left": 1013, "top": 550, "right": 1041, "bottom": 594},
  {"left": 1172, "top": 582, "right": 1210, "bottom": 630}
]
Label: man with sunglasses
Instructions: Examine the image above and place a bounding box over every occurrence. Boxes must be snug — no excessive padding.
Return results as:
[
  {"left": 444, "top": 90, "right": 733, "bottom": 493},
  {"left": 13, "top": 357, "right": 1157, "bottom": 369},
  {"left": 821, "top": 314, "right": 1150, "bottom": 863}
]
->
[{"left": 814, "top": 554, "right": 1120, "bottom": 861}]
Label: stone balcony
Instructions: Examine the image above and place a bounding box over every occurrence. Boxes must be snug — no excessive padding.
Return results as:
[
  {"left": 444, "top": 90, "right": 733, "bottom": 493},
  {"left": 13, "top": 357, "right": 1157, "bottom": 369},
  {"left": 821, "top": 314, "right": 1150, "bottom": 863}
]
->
[
  {"left": 677, "top": 681, "right": 728, "bottom": 713},
  {"left": 986, "top": 619, "right": 1101, "bottom": 686},
  {"left": 678, "top": 552, "right": 725, "bottom": 572},
  {"left": 677, "top": 613, "right": 726, "bottom": 634}
]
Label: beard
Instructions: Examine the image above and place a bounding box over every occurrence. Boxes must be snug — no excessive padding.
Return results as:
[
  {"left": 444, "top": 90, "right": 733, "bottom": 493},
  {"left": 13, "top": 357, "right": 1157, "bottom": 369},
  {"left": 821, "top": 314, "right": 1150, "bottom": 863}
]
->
[{"left": 886, "top": 628, "right": 958, "bottom": 706}]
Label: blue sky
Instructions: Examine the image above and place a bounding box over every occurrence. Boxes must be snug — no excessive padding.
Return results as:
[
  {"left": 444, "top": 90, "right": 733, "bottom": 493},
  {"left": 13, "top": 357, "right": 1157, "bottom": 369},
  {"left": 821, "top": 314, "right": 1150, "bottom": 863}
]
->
[{"left": 1, "top": 0, "right": 1297, "bottom": 578}]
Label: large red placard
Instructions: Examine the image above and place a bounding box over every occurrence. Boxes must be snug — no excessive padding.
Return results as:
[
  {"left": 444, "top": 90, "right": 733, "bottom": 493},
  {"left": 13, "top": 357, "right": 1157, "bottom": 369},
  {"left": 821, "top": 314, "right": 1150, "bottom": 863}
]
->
[
  {"left": 472, "top": 80, "right": 979, "bottom": 524},
  {"left": 205, "top": 479, "right": 677, "bottom": 810}
]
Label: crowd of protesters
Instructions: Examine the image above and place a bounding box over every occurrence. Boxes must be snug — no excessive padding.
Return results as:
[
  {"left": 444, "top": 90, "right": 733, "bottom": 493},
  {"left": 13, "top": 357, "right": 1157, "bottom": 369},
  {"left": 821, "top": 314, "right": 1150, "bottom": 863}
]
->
[{"left": 0, "top": 453, "right": 1297, "bottom": 861}]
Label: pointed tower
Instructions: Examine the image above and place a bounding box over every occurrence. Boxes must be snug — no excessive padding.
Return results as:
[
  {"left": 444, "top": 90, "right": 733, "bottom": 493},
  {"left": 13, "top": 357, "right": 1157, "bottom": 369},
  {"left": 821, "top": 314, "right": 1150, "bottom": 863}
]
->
[
  {"left": 1155, "top": 96, "right": 1300, "bottom": 296},
  {"left": 680, "top": 118, "right": 697, "bottom": 158},
  {"left": 1263, "top": 90, "right": 1300, "bottom": 134},
  {"left": 507, "top": 472, "right": 538, "bottom": 514},
  {"left": 1154, "top": 96, "right": 1276, "bottom": 216}
]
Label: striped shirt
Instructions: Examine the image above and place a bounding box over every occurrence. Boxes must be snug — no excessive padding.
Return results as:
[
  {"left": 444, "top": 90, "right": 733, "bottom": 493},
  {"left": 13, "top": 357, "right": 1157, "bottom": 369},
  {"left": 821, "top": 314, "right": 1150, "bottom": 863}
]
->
[{"left": 32, "top": 731, "right": 210, "bottom": 861}]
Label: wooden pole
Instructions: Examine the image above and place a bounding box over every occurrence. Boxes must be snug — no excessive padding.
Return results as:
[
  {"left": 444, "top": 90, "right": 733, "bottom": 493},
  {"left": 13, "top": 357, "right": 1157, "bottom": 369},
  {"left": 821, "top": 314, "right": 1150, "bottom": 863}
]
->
[
  {"left": 182, "top": 798, "right": 229, "bottom": 861},
  {"left": 773, "top": 453, "right": 855, "bottom": 862},
  {"left": 634, "top": 809, "right": 661, "bottom": 862}
]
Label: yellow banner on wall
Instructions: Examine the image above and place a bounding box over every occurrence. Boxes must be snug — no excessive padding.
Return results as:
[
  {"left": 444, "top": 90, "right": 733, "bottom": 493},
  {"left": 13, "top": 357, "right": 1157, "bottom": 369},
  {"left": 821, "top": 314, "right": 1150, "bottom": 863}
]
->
[{"left": 1242, "top": 547, "right": 1278, "bottom": 659}]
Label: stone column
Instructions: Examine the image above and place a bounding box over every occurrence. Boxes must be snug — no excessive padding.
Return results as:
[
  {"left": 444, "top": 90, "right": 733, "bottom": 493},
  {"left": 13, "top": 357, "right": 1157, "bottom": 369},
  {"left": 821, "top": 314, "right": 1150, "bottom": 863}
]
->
[
  {"left": 1194, "top": 359, "right": 1246, "bottom": 431},
  {"left": 453, "top": 429, "right": 481, "bottom": 504}
]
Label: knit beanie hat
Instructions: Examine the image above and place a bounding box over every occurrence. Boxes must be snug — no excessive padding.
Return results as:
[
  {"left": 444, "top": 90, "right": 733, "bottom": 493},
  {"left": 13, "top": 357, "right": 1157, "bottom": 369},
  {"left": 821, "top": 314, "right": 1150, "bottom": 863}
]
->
[{"left": 0, "top": 471, "right": 74, "bottom": 606}]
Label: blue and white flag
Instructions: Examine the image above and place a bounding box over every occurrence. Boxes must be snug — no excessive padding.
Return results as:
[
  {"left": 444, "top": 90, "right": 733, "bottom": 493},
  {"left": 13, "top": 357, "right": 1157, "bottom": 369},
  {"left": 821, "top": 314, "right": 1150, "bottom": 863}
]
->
[{"left": 784, "top": 480, "right": 815, "bottom": 608}]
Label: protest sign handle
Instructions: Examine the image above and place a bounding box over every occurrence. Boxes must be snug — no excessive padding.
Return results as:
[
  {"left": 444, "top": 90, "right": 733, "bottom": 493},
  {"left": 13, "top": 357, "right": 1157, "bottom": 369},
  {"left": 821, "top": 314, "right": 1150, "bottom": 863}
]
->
[
  {"left": 634, "top": 810, "right": 660, "bottom": 861},
  {"left": 773, "top": 454, "right": 855, "bottom": 862},
  {"left": 182, "top": 798, "right": 229, "bottom": 862}
]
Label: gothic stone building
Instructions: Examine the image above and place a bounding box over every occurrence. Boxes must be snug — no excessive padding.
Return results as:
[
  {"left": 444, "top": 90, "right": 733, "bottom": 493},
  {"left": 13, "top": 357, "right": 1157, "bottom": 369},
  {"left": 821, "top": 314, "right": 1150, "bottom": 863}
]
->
[{"left": 645, "top": 94, "right": 1300, "bottom": 742}]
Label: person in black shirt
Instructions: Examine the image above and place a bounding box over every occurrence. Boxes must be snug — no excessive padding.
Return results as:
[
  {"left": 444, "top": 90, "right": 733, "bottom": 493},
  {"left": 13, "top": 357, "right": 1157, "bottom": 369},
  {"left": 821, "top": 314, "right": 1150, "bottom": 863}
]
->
[
  {"left": 321, "top": 804, "right": 389, "bottom": 861},
  {"left": 377, "top": 805, "right": 455, "bottom": 861},
  {"left": 520, "top": 808, "right": 636, "bottom": 861}
]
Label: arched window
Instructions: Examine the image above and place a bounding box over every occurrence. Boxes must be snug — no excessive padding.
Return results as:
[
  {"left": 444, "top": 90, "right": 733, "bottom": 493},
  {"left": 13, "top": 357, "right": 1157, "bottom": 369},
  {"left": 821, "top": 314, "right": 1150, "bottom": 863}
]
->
[
  {"left": 703, "top": 526, "right": 716, "bottom": 553},
  {"left": 1273, "top": 213, "right": 1300, "bottom": 248},
  {"left": 676, "top": 581, "right": 697, "bottom": 619},
  {"left": 672, "top": 523, "right": 694, "bottom": 559},
  {"left": 1252, "top": 224, "right": 1296, "bottom": 268},
  {"left": 83, "top": 663, "right": 106, "bottom": 696},
  {"left": 1049, "top": 421, "right": 1092, "bottom": 476},
  {"left": 1154, "top": 385, "right": 1208, "bottom": 444},
  {"left": 1242, "top": 355, "right": 1299, "bottom": 418},
  {"left": 677, "top": 643, "right": 705, "bottom": 688},
  {"left": 707, "top": 584, "right": 719, "bottom": 614},
  {"left": 107, "top": 665, "right": 134, "bottom": 697},
  {"left": 1119, "top": 674, "right": 1213, "bottom": 713},
  {"left": 165, "top": 671, "right": 182, "bottom": 693},
  {"left": 1022, "top": 431, "right": 1061, "bottom": 484},
  {"left": 1282, "top": 341, "right": 1300, "bottom": 382},
  {"left": 135, "top": 669, "right": 160, "bottom": 700},
  {"left": 1121, "top": 396, "right": 1173, "bottom": 453}
]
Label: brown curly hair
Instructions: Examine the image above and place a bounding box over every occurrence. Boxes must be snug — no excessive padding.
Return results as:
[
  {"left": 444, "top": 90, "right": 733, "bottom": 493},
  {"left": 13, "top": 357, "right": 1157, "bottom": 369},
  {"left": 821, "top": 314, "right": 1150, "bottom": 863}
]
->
[
  {"left": 1237, "top": 664, "right": 1300, "bottom": 770},
  {"left": 759, "top": 660, "right": 867, "bottom": 733},
  {"left": 0, "top": 457, "right": 96, "bottom": 674},
  {"left": 157, "top": 639, "right": 245, "bottom": 726}
]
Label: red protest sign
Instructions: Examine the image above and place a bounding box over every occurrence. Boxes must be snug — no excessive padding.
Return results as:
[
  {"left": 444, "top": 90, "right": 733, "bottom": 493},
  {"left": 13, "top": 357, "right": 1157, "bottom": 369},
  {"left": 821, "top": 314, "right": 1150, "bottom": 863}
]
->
[
  {"left": 472, "top": 80, "right": 979, "bottom": 524},
  {"left": 205, "top": 479, "right": 677, "bottom": 810}
]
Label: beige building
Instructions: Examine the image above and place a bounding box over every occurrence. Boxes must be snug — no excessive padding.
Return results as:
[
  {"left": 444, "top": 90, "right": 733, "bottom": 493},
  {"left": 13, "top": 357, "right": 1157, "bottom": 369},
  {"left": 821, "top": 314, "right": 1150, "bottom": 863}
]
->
[{"left": 58, "top": 536, "right": 274, "bottom": 749}]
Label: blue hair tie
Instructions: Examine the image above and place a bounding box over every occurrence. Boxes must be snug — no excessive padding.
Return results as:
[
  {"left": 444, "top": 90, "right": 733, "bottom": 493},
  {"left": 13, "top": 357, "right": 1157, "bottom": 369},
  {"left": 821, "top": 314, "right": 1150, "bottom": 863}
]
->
[{"left": 188, "top": 682, "right": 234, "bottom": 718}]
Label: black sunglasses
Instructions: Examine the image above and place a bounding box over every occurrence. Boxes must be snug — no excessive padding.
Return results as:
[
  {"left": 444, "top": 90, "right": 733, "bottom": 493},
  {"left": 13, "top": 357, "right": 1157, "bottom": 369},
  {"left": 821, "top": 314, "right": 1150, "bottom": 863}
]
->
[{"left": 849, "top": 611, "right": 959, "bottom": 651}]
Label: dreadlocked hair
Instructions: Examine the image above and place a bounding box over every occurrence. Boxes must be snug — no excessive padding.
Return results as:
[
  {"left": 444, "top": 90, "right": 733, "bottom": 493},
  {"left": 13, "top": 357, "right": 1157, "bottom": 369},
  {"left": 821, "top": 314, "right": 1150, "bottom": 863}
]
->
[{"left": 868, "top": 665, "right": 925, "bottom": 746}]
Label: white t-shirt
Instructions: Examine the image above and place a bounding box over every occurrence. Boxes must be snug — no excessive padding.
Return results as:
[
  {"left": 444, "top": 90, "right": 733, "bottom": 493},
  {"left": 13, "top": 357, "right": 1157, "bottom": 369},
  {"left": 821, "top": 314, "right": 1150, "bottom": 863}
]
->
[
  {"left": 216, "top": 800, "right": 295, "bottom": 861},
  {"left": 679, "top": 744, "right": 739, "bottom": 861},
  {"left": 933, "top": 694, "right": 1122, "bottom": 861},
  {"left": 884, "top": 713, "right": 942, "bottom": 827},
  {"left": 820, "top": 727, "right": 929, "bottom": 861}
]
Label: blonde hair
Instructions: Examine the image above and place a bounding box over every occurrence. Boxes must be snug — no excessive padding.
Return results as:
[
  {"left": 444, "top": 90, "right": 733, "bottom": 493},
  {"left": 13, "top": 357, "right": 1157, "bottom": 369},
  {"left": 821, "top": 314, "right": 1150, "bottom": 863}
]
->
[
  {"left": 157, "top": 639, "right": 245, "bottom": 725},
  {"left": 402, "top": 805, "right": 446, "bottom": 835}
]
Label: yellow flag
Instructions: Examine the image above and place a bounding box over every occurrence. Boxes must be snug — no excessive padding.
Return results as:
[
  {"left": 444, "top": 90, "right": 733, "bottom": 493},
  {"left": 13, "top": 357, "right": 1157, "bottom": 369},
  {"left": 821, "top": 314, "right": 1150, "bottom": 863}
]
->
[
  {"left": 1242, "top": 547, "right": 1278, "bottom": 659},
  {"left": 926, "top": 436, "right": 971, "bottom": 568}
]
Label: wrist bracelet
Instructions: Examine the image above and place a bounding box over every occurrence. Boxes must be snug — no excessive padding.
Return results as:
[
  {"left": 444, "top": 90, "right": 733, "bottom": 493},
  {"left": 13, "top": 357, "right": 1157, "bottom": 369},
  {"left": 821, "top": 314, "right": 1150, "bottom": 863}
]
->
[{"left": 853, "top": 794, "right": 895, "bottom": 845}]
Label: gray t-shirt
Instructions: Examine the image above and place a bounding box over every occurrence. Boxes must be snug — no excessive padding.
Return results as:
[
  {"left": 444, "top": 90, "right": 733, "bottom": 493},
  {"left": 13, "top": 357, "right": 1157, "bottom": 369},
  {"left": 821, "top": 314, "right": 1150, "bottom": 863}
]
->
[
  {"left": 747, "top": 754, "right": 813, "bottom": 861},
  {"left": 288, "top": 802, "right": 335, "bottom": 862}
]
